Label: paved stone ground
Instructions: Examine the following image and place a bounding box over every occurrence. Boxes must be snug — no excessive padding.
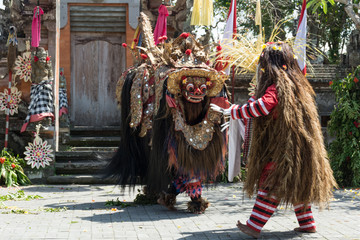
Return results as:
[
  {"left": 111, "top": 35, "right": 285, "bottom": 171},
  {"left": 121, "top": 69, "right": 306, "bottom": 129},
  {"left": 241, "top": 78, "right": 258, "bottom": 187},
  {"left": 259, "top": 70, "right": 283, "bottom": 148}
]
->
[{"left": 0, "top": 183, "right": 359, "bottom": 240}]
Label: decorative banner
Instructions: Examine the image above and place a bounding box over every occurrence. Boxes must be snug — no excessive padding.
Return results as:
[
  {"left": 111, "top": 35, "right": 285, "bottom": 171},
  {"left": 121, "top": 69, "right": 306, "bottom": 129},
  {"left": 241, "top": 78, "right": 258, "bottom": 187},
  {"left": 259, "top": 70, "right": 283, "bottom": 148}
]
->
[
  {"left": 31, "top": 6, "right": 44, "bottom": 48},
  {"left": 190, "top": 0, "right": 213, "bottom": 26},
  {"left": 294, "top": 0, "right": 307, "bottom": 75},
  {"left": 153, "top": 4, "right": 169, "bottom": 45},
  {"left": 24, "top": 124, "right": 53, "bottom": 169},
  {"left": 0, "top": 86, "right": 22, "bottom": 115},
  {"left": 221, "top": 0, "right": 237, "bottom": 75},
  {"left": 14, "top": 52, "right": 32, "bottom": 82}
]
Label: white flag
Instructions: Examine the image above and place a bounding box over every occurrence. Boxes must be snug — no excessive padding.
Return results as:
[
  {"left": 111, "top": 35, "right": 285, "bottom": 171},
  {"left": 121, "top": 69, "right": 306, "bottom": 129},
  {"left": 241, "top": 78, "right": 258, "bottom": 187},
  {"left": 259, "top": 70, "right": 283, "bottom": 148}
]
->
[
  {"left": 221, "top": 0, "right": 237, "bottom": 75},
  {"left": 294, "top": 0, "right": 307, "bottom": 74}
]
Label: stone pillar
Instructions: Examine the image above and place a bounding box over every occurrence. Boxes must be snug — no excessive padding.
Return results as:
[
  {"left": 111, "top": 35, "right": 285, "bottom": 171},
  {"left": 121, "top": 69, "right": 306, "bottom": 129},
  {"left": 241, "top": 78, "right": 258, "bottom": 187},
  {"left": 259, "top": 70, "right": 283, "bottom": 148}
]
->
[
  {"left": 347, "top": 30, "right": 360, "bottom": 67},
  {"left": 44, "top": 20, "right": 56, "bottom": 75}
]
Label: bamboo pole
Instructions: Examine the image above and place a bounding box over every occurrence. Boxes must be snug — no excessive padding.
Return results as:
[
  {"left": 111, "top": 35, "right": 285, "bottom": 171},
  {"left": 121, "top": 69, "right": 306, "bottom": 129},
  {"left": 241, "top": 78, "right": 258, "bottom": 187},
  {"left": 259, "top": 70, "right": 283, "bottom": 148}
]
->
[{"left": 4, "top": 71, "right": 12, "bottom": 151}]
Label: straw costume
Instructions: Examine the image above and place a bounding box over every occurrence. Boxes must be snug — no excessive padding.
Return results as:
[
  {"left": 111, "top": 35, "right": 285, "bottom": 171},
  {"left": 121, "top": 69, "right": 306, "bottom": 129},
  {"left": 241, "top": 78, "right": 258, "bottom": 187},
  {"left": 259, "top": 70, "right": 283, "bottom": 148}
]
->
[
  {"left": 107, "top": 13, "right": 229, "bottom": 213},
  {"left": 212, "top": 42, "right": 337, "bottom": 238}
]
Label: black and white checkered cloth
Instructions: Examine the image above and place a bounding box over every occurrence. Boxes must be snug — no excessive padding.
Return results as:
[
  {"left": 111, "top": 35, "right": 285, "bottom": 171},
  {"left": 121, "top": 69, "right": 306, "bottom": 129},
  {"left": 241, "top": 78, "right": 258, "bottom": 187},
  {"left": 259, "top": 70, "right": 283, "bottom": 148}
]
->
[
  {"left": 59, "top": 88, "right": 68, "bottom": 110},
  {"left": 24, "top": 80, "right": 54, "bottom": 124}
]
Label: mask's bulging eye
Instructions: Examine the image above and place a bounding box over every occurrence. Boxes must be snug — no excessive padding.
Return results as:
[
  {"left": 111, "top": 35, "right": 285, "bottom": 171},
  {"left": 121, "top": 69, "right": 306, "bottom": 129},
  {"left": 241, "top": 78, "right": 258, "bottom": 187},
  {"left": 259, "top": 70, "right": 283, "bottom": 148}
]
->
[
  {"left": 186, "top": 83, "right": 194, "bottom": 92},
  {"left": 200, "top": 84, "right": 207, "bottom": 93}
]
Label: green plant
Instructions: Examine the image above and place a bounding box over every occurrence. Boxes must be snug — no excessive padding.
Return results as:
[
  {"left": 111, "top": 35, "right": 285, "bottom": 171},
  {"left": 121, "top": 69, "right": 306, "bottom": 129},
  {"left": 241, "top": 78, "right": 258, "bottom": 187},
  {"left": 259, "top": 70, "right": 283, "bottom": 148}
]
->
[
  {"left": 328, "top": 66, "right": 360, "bottom": 187},
  {"left": 1, "top": 209, "right": 30, "bottom": 214},
  {"left": 43, "top": 207, "right": 68, "bottom": 212},
  {"left": 0, "top": 149, "right": 31, "bottom": 187},
  {"left": 105, "top": 198, "right": 134, "bottom": 208},
  {"left": 133, "top": 189, "right": 158, "bottom": 205},
  {"left": 216, "top": 155, "right": 245, "bottom": 183},
  {"left": 0, "top": 190, "right": 42, "bottom": 201}
]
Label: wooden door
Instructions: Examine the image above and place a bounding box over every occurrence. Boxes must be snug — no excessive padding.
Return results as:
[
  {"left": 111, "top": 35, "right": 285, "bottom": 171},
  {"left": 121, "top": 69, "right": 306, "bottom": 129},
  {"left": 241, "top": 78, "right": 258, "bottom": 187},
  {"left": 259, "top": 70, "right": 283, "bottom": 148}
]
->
[{"left": 70, "top": 32, "right": 125, "bottom": 127}]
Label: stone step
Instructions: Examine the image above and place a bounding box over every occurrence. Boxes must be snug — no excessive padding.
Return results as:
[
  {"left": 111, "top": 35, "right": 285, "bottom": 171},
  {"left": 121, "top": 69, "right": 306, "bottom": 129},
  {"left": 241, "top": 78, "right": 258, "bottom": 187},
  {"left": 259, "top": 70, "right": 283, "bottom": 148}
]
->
[
  {"left": 55, "top": 160, "right": 109, "bottom": 174},
  {"left": 0, "top": 58, "right": 7, "bottom": 67},
  {"left": 47, "top": 174, "right": 116, "bottom": 184},
  {"left": 52, "top": 146, "right": 118, "bottom": 182},
  {"left": 67, "top": 136, "right": 121, "bottom": 146},
  {"left": 69, "top": 146, "right": 117, "bottom": 152},
  {"left": 70, "top": 126, "right": 121, "bottom": 137},
  {"left": 55, "top": 145, "right": 116, "bottom": 165},
  {"left": 71, "top": 126, "right": 121, "bottom": 130},
  {"left": 0, "top": 118, "right": 25, "bottom": 133},
  {"left": 55, "top": 150, "right": 115, "bottom": 162}
]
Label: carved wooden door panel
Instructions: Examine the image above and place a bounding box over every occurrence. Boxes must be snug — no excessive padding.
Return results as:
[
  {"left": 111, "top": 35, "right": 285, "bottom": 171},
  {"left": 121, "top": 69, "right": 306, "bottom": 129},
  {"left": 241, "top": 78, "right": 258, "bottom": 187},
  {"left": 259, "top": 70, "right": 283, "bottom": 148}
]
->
[{"left": 70, "top": 32, "right": 125, "bottom": 127}]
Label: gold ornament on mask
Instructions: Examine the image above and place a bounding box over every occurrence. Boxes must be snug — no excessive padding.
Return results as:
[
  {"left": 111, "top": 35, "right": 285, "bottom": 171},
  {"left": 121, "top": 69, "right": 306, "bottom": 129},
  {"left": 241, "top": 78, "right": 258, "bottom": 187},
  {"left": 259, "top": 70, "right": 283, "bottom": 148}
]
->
[{"left": 167, "top": 69, "right": 227, "bottom": 97}]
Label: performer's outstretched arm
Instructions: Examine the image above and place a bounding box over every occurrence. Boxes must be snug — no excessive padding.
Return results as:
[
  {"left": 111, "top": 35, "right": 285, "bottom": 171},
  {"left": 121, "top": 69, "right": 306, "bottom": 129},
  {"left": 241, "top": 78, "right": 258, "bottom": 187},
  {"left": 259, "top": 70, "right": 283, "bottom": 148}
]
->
[{"left": 229, "top": 84, "right": 278, "bottom": 120}]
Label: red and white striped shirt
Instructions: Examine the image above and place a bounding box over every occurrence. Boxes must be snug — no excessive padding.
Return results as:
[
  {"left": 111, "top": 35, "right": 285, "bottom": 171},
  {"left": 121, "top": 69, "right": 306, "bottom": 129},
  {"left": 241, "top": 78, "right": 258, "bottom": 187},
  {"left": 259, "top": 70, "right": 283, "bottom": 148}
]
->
[{"left": 230, "top": 84, "right": 278, "bottom": 120}]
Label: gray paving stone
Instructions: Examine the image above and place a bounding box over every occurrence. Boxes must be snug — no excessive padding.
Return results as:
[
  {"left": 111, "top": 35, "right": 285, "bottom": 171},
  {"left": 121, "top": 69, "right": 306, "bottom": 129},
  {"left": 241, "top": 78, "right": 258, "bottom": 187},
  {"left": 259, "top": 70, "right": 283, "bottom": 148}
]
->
[{"left": 0, "top": 184, "right": 359, "bottom": 239}]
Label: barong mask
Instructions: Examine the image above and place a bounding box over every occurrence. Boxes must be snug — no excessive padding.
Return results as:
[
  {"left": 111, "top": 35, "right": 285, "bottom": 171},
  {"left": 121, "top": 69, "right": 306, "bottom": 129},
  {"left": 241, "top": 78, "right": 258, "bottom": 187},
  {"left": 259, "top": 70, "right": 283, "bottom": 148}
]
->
[{"left": 181, "top": 76, "right": 208, "bottom": 103}]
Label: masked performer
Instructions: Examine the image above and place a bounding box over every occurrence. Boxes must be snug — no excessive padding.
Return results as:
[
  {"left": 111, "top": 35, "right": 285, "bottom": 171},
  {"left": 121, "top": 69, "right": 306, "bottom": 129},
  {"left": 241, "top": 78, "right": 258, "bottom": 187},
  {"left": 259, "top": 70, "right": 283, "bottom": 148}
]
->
[
  {"left": 107, "top": 13, "right": 229, "bottom": 213},
  {"left": 212, "top": 42, "right": 337, "bottom": 238}
]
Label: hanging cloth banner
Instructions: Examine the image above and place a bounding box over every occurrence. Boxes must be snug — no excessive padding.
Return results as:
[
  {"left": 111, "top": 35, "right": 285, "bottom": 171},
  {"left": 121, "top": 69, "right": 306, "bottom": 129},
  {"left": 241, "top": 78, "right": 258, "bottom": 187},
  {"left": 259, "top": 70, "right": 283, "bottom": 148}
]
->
[
  {"left": 154, "top": 4, "right": 169, "bottom": 45},
  {"left": 255, "top": 0, "right": 262, "bottom": 48},
  {"left": 190, "top": 0, "right": 213, "bottom": 26},
  {"left": 227, "top": 117, "right": 245, "bottom": 182},
  {"left": 201, "top": 0, "right": 213, "bottom": 26},
  {"left": 221, "top": 0, "right": 237, "bottom": 75},
  {"left": 31, "top": 6, "right": 44, "bottom": 48},
  {"left": 131, "top": 25, "right": 141, "bottom": 49},
  {"left": 294, "top": 0, "right": 307, "bottom": 75}
]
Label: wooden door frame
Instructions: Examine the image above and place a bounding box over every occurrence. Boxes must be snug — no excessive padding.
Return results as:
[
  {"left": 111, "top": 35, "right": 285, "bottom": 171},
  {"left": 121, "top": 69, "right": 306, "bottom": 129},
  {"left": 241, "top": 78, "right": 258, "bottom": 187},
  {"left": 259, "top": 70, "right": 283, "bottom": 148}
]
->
[
  {"left": 59, "top": 2, "right": 137, "bottom": 106},
  {"left": 70, "top": 32, "right": 125, "bottom": 127}
]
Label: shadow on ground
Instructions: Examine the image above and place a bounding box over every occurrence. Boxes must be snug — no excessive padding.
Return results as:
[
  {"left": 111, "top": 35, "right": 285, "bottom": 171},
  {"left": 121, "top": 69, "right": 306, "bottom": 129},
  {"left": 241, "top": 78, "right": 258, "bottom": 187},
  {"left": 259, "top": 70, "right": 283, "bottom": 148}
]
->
[{"left": 176, "top": 228, "right": 302, "bottom": 239}]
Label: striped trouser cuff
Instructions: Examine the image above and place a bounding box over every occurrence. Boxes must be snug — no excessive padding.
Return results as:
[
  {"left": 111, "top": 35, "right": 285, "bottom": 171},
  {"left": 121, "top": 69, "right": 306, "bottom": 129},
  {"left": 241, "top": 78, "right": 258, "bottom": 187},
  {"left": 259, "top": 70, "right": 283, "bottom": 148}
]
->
[
  {"left": 294, "top": 204, "right": 316, "bottom": 230},
  {"left": 246, "top": 190, "right": 279, "bottom": 233}
]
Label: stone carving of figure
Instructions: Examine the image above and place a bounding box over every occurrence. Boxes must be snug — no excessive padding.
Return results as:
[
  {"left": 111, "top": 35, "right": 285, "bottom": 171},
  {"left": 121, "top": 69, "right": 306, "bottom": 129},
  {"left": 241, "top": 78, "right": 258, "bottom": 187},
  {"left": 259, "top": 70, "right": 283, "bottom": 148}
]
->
[
  {"left": 31, "top": 47, "right": 53, "bottom": 84},
  {"left": 21, "top": 47, "right": 54, "bottom": 132},
  {"left": 59, "top": 67, "right": 69, "bottom": 127},
  {"left": 347, "top": 30, "right": 360, "bottom": 67},
  {"left": 59, "top": 67, "right": 66, "bottom": 88},
  {"left": 7, "top": 26, "right": 18, "bottom": 72}
]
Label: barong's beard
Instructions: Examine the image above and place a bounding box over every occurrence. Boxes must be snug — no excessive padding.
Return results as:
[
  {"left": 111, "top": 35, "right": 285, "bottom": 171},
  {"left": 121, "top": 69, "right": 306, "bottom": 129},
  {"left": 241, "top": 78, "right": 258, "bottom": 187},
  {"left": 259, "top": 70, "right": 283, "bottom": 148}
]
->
[
  {"left": 181, "top": 96, "right": 208, "bottom": 125},
  {"left": 171, "top": 96, "right": 225, "bottom": 178}
]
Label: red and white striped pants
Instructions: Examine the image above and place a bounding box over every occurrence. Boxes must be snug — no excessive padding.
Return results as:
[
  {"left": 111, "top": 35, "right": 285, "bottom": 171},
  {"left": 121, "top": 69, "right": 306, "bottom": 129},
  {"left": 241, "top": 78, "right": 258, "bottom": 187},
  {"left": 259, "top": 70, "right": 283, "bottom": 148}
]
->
[{"left": 246, "top": 189, "right": 316, "bottom": 233}]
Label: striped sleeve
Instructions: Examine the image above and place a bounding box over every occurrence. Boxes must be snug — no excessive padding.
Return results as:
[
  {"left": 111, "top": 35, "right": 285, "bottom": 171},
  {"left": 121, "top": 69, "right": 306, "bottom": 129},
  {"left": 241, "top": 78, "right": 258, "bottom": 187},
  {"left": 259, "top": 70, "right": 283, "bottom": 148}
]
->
[{"left": 230, "top": 84, "right": 278, "bottom": 120}]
